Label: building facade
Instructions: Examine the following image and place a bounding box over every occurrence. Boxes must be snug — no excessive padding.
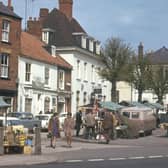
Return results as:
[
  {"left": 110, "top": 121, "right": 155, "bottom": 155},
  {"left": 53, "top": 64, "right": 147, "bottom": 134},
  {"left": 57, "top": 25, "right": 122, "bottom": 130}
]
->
[
  {"left": 0, "top": 1, "right": 21, "bottom": 112},
  {"left": 18, "top": 32, "right": 72, "bottom": 115},
  {"left": 27, "top": 0, "right": 111, "bottom": 114}
]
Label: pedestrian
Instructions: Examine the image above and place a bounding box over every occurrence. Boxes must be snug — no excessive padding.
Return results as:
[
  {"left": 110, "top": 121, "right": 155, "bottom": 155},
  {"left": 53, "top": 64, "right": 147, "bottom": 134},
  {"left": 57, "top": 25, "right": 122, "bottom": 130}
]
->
[
  {"left": 48, "top": 113, "right": 60, "bottom": 148},
  {"left": 63, "top": 112, "right": 75, "bottom": 147},
  {"left": 102, "top": 110, "right": 114, "bottom": 144},
  {"left": 84, "top": 111, "right": 96, "bottom": 139},
  {"left": 75, "top": 110, "right": 82, "bottom": 136}
]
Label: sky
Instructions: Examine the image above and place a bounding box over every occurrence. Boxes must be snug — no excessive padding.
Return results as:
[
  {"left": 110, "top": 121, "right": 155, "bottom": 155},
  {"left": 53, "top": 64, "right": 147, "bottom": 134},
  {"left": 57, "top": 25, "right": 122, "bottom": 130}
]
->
[{"left": 2, "top": 0, "right": 168, "bottom": 52}]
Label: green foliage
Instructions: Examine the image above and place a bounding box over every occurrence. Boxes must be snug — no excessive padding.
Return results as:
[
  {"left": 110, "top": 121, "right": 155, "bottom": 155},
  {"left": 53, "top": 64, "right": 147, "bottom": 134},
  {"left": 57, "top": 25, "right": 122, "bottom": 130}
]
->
[
  {"left": 98, "top": 37, "right": 134, "bottom": 102},
  {"left": 148, "top": 65, "right": 168, "bottom": 104},
  {"left": 127, "top": 54, "right": 151, "bottom": 102}
]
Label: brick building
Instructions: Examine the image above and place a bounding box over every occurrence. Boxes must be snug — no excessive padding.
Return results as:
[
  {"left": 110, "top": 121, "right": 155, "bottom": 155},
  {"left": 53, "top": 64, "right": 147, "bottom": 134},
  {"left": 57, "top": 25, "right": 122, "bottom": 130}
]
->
[{"left": 0, "top": 1, "right": 21, "bottom": 112}]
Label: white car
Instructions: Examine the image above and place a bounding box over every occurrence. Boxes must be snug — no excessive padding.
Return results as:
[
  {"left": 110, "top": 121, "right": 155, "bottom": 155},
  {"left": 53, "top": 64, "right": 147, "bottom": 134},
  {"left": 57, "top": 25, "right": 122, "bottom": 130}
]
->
[{"left": 35, "top": 114, "right": 52, "bottom": 131}]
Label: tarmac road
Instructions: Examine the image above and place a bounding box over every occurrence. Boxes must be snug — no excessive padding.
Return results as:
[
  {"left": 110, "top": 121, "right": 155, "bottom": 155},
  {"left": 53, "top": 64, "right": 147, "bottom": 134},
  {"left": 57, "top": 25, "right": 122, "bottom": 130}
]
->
[{"left": 0, "top": 128, "right": 168, "bottom": 167}]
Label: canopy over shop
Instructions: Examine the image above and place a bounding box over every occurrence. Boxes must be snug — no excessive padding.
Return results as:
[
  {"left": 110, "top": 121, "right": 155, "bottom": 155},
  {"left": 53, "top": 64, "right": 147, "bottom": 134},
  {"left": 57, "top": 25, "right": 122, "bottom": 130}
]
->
[{"left": 0, "top": 96, "right": 10, "bottom": 117}]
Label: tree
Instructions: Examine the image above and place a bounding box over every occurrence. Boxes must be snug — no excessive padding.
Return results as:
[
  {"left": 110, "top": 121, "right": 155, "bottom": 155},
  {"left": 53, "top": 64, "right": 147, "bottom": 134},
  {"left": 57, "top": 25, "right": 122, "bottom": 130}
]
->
[
  {"left": 98, "top": 37, "right": 134, "bottom": 102},
  {"left": 148, "top": 65, "right": 168, "bottom": 104},
  {"left": 128, "top": 54, "right": 151, "bottom": 102}
]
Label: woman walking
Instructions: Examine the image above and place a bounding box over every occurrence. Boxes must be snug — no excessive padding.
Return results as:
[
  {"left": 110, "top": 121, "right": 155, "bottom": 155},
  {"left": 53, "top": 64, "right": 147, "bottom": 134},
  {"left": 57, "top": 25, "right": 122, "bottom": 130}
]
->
[
  {"left": 48, "top": 113, "right": 60, "bottom": 148},
  {"left": 64, "top": 113, "right": 75, "bottom": 147}
]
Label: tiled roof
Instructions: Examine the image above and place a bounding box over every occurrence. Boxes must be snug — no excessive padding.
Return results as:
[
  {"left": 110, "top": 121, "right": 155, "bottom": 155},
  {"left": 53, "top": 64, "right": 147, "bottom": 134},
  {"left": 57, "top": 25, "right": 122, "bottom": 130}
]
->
[
  {"left": 0, "top": 2, "right": 21, "bottom": 19},
  {"left": 21, "top": 32, "right": 72, "bottom": 69},
  {"left": 43, "top": 8, "right": 86, "bottom": 46},
  {"left": 147, "top": 46, "right": 168, "bottom": 64}
]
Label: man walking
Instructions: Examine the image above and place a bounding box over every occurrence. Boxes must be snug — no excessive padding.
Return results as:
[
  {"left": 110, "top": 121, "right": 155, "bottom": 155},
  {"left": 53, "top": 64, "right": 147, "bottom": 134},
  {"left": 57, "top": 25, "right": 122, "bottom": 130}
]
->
[
  {"left": 102, "top": 110, "right": 114, "bottom": 144},
  {"left": 75, "top": 110, "right": 82, "bottom": 137}
]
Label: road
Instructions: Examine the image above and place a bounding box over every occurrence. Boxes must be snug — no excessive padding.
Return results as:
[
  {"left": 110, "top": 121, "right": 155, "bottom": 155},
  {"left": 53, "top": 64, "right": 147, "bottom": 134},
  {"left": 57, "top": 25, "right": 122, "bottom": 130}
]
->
[
  {"left": 0, "top": 128, "right": 168, "bottom": 167},
  {"left": 2, "top": 158, "right": 168, "bottom": 168}
]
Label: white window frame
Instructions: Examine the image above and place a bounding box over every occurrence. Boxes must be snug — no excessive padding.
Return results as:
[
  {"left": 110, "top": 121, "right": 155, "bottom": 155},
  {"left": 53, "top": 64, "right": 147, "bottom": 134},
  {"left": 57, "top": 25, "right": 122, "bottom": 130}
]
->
[
  {"left": 81, "top": 35, "right": 86, "bottom": 48},
  {"left": 2, "top": 20, "right": 10, "bottom": 42},
  {"left": 51, "top": 45, "right": 56, "bottom": 57},
  {"left": 0, "top": 53, "right": 9, "bottom": 78},
  {"left": 96, "top": 42, "right": 100, "bottom": 55},
  {"left": 42, "top": 31, "right": 49, "bottom": 44},
  {"left": 25, "top": 63, "right": 31, "bottom": 82},
  {"left": 58, "top": 70, "right": 65, "bottom": 90},
  {"left": 89, "top": 39, "right": 94, "bottom": 52}
]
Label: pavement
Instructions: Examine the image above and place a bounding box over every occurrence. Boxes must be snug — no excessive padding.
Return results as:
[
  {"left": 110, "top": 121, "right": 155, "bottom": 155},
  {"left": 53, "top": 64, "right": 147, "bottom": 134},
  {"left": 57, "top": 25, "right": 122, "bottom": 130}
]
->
[{"left": 0, "top": 128, "right": 167, "bottom": 166}]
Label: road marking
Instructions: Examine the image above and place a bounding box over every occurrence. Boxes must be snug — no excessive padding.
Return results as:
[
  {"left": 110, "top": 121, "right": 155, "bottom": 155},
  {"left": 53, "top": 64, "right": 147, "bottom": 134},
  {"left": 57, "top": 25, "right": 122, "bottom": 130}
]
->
[
  {"left": 128, "top": 156, "right": 145, "bottom": 160},
  {"left": 109, "top": 158, "right": 126, "bottom": 161},
  {"left": 148, "top": 155, "right": 163, "bottom": 159},
  {"left": 88, "top": 159, "right": 105, "bottom": 162},
  {"left": 65, "top": 160, "right": 83, "bottom": 163},
  {"left": 64, "top": 155, "right": 168, "bottom": 163}
]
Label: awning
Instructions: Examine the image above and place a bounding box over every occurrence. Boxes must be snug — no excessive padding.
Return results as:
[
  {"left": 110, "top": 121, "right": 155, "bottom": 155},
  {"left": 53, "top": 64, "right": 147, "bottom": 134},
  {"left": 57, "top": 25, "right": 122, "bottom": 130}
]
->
[
  {"left": 144, "top": 102, "right": 164, "bottom": 110},
  {"left": 130, "top": 101, "right": 146, "bottom": 108},
  {"left": 99, "top": 101, "right": 123, "bottom": 111},
  {"left": 0, "top": 96, "right": 11, "bottom": 108}
]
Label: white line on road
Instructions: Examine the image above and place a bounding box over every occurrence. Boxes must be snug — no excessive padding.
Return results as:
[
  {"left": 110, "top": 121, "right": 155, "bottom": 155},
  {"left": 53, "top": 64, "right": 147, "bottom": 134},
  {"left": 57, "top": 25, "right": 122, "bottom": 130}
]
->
[
  {"left": 109, "top": 158, "right": 127, "bottom": 161},
  {"left": 128, "top": 156, "right": 145, "bottom": 160},
  {"left": 148, "top": 155, "right": 163, "bottom": 159},
  {"left": 88, "top": 159, "right": 105, "bottom": 162},
  {"left": 65, "top": 160, "right": 83, "bottom": 163}
]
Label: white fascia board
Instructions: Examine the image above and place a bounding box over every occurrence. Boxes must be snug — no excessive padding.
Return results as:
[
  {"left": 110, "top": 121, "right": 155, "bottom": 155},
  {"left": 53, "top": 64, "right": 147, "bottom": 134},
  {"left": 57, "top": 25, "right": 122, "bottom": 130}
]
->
[{"left": 56, "top": 46, "right": 101, "bottom": 61}]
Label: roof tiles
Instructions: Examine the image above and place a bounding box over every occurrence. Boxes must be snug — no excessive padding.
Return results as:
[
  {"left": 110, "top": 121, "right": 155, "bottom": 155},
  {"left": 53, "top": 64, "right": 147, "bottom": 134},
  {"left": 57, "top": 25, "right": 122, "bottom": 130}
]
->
[{"left": 21, "top": 32, "right": 72, "bottom": 69}]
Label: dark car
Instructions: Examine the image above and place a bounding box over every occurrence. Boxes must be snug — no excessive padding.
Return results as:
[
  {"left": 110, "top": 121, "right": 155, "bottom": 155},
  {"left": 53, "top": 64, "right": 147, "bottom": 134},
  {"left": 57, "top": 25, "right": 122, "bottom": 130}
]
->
[
  {"left": 7, "top": 112, "right": 33, "bottom": 120},
  {"left": 7, "top": 112, "right": 41, "bottom": 133}
]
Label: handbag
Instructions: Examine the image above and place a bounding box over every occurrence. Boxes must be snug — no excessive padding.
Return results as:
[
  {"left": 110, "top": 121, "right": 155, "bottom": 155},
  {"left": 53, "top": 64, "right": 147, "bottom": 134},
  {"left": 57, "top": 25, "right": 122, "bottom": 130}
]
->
[{"left": 47, "top": 132, "right": 52, "bottom": 138}]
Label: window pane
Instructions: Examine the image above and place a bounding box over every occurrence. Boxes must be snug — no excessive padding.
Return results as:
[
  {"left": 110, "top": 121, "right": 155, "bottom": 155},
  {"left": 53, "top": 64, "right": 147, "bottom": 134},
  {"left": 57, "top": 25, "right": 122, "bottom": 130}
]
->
[{"left": 0, "top": 53, "right": 9, "bottom": 78}]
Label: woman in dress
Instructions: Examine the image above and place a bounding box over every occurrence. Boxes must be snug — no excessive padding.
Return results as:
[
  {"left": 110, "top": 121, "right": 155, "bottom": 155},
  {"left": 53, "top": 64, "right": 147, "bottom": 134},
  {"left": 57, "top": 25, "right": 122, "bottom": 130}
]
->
[
  {"left": 48, "top": 113, "right": 60, "bottom": 148},
  {"left": 63, "top": 113, "right": 75, "bottom": 147}
]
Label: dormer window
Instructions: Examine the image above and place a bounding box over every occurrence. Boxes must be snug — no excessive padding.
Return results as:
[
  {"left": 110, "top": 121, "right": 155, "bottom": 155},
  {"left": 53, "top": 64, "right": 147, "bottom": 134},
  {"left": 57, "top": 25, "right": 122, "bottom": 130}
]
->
[
  {"left": 96, "top": 42, "right": 100, "bottom": 55},
  {"left": 81, "top": 35, "right": 86, "bottom": 49},
  {"left": 42, "top": 31, "right": 49, "bottom": 44},
  {"left": 51, "top": 45, "right": 56, "bottom": 57},
  {"left": 42, "top": 28, "right": 54, "bottom": 44},
  {"left": 89, "top": 39, "right": 94, "bottom": 52}
]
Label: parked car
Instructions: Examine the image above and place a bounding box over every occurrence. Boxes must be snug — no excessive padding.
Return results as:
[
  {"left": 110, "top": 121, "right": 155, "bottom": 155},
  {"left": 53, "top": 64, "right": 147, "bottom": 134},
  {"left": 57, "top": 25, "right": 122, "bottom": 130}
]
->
[
  {"left": 7, "top": 112, "right": 41, "bottom": 133},
  {"left": 35, "top": 114, "right": 52, "bottom": 131}
]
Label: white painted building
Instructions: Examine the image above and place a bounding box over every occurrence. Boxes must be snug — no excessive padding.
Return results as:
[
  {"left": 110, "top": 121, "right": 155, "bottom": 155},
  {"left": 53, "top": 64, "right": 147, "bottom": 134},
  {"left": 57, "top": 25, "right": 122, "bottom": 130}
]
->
[
  {"left": 18, "top": 32, "right": 72, "bottom": 116},
  {"left": 57, "top": 46, "right": 111, "bottom": 112}
]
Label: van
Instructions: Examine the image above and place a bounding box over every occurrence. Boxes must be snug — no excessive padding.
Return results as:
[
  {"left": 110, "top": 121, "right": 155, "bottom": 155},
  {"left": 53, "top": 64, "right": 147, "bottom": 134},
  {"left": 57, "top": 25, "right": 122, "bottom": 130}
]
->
[{"left": 120, "top": 107, "right": 156, "bottom": 138}]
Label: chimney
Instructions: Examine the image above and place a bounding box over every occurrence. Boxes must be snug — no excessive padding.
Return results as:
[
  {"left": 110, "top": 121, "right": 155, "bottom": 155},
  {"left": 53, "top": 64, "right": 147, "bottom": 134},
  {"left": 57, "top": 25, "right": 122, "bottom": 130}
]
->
[
  {"left": 59, "top": 0, "right": 73, "bottom": 20},
  {"left": 7, "top": 0, "right": 13, "bottom": 11},
  {"left": 138, "top": 42, "right": 143, "bottom": 59},
  {"left": 8, "top": 0, "right": 11, "bottom": 8},
  {"left": 39, "top": 8, "right": 49, "bottom": 21}
]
